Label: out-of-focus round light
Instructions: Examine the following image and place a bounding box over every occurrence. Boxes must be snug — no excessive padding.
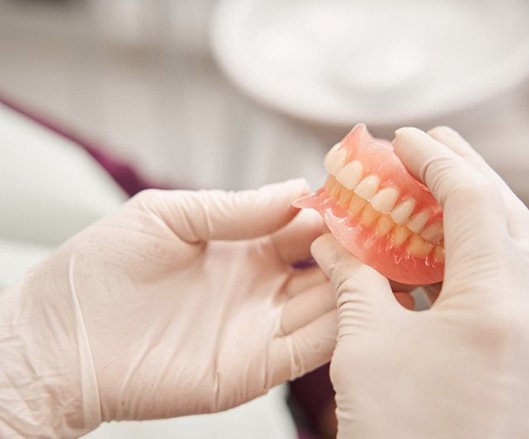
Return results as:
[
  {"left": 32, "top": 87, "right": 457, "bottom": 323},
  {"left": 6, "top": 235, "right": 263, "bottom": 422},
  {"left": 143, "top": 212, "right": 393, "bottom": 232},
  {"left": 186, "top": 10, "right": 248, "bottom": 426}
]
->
[{"left": 211, "top": 0, "right": 529, "bottom": 126}]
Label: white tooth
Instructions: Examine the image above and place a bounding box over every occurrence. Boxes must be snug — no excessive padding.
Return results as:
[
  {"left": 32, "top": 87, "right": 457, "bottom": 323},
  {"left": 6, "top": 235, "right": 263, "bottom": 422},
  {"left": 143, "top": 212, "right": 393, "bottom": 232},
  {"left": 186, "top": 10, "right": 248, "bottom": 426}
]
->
[
  {"left": 407, "top": 210, "right": 431, "bottom": 234},
  {"left": 324, "top": 143, "right": 347, "bottom": 175},
  {"left": 370, "top": 187, "right": 400, "bottom": 214},
  {"left": 390, "top": 198, "right": 416, "bottom": 225},
  {"left": 336, "top": 160, "right": 363, "bottom": 189},
  {"left": 421, "top": 222, "right": 444, "bottom": 243},
  {"left": 353, "top": 175, "right": 380, "bottom": 200}
]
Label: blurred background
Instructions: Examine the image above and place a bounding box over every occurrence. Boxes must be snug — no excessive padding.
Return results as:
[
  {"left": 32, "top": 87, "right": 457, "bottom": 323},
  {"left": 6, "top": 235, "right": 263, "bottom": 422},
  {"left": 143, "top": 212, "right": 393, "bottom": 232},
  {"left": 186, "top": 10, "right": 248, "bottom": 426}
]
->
[{"left": 1, "top": 0, "right": 529, "bottom": 438}]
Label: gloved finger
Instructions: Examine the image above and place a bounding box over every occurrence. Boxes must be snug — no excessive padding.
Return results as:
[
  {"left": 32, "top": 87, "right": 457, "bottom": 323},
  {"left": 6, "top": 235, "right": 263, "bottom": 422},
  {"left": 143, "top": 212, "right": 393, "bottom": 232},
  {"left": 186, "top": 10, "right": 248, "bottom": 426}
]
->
[
  {"left": 311, "top": 234, "right": 399, "bottom": 321},
  {"left": 393, "top": 127, "right": 509, "bottom": 251},
  {"left": 283, "top": 267, "right": 327, "bottom": 297},
  {"left": 281, "top": 282, "right": 336, "bottom": 334},
  {"left": 270, "top": 209, "right": 326, "bottom": 264},
  {"left": 394, "top": 292, "right": 415, "bottom": 310},
  {"left": 271, "top": 310, "right": 337, "bottom": 385},
  {"left": 428, "top": 126, "right": 529, "bottom": 242},
  {"left": 133, "top": 179, "right": 309, "bottom": 243}
]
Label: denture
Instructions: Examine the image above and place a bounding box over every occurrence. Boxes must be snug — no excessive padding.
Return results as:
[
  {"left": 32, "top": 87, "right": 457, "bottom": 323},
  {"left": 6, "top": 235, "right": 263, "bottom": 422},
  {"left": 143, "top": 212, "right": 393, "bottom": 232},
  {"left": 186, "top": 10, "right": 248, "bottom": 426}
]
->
[{"left": 297, "top": 124, "right": 444, "bottom": 285}]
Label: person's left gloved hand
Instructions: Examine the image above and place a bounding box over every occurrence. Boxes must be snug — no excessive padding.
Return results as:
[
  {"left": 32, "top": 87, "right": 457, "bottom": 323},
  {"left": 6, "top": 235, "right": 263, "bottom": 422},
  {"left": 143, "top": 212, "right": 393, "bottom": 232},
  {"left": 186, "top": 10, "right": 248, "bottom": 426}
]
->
[{"left": 0, "top": 179, "right": 337, "bottom": 438}]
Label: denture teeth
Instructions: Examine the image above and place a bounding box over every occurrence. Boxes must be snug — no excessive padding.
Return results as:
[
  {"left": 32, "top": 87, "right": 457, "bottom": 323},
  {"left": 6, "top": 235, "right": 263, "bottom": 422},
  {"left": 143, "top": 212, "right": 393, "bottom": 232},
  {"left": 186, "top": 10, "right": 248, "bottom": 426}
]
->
[
  {"left": 390, "top": 198, "right": 416, "bottom": 225},
  {"left": 421, "top": 222, "right": 443, "bottom": 243},
  {"left": 348, "top": 193, "right": 367, "bottom": 217},
  {"left": 338, "top": 187, "right": 354, "bottom": 207},
  {"left": 360, "top": 204, "right": 380, "bottom": 227},
  {"left": 375, "top": 215, "right": 394, "bottom": 236},
  {"left": 370, "top": 187, "right": 399, "bottom": 214},
  {"left": 324, "top": 143, "right": 348, "bottom": 175},
  {"left": 433, "top": 245, "right": 445, "bottom": 263},
  {"left": 408, "top": 235, "right": 434, "bottom": 259},
  {"left": 324, "top": 176, "right": 336, "bottom": 193},
  {"left": 392, "top": 225, "right": 411, "bottom": 246},
  {"left": 329, "top": 181, "right": 343, "bottom": 199},
  {"left": 336, "top": 160, "right": 363, "bottom": 189},
  {"left": 353, "top": 175, "right": 380, "bottom": 200},
  {"left": 407, "top": 210, "right": 431, "bottom": 234}
]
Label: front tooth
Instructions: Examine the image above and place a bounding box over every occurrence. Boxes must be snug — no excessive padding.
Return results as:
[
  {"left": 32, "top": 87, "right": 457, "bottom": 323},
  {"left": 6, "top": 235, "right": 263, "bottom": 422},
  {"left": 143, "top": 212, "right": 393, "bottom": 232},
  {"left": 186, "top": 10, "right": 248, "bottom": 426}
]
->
[
  {"left": 336, "top": 160, "right": 363, "bottom": 189},
  {"left": 370, "top": 187, "right": 399, "bottom": 214},
  {"left": 421, "top": 222, "right": 443, "bottom": 243},
  {"left": 390, "top": 198, "right": 416, "bottom": 224},
  {"left": 407, "top": 210, "right": 431, "bottom": 234},
  {"left": 324, "top": 143, "right": 347, "bottom": 175},
  {"left": 353, "top": 175, "right": 380, "bottom": 200}
]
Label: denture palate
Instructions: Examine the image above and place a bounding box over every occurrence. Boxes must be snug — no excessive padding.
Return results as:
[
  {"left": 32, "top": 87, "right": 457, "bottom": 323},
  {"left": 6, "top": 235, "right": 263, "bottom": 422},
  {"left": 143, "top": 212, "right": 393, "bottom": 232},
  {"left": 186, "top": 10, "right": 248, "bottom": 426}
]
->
[{"left": 323, "top": 143, "right": 444, "bottom": 262}]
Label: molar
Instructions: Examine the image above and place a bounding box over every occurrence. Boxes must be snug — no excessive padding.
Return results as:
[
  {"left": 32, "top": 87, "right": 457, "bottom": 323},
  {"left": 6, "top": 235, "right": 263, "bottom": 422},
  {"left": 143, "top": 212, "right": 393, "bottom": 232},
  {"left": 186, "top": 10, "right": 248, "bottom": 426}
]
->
[
  {"left": 407, "top": 210, "right": 431, "bottom": 234},
  {"left": 336, "top": 160, "right": 363, "bottom": 189},
  {"left": 353, "top": 175, "right": 380, "bottom": 200},
  {"left": 421, "top": 222, "right": 443, "bottom": 243},
  {"left": 370, "top": 187, "right": 399, "bottom": 214},
  {"left": 324, "top": 143, "right": 347, "bottom": 175},
  {"left": 390, "top": 198, "right": 416, "bottom": 224}
]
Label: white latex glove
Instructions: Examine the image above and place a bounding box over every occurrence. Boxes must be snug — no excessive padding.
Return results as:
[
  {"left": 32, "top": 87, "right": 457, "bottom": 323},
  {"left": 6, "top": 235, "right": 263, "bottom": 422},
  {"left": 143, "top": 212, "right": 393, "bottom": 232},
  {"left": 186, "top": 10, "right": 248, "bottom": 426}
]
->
[
  {"left": 312, "top": 127, "right": 529, "bottom": 439},
  {"left": 0, "top": 179, "right": 337, "bottom": 438}
]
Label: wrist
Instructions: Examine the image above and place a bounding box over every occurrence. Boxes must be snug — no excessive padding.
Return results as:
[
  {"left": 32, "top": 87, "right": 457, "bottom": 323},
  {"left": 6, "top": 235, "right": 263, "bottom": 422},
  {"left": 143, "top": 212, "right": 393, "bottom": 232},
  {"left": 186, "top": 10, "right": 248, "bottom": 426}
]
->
[{"left": 0, "top": 259, "right": 101, "bottom": 437}]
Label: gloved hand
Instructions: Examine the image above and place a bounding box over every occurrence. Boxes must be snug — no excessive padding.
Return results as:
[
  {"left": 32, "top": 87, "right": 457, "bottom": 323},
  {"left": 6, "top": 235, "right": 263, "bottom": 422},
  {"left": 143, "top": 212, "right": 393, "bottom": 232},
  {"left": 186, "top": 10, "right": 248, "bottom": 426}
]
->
[
  {"left": 0, "top": 179, "right": 338, "bottom": 438},
  {"left": 312, "top": 127, "right": 529, "bottom": 439}
]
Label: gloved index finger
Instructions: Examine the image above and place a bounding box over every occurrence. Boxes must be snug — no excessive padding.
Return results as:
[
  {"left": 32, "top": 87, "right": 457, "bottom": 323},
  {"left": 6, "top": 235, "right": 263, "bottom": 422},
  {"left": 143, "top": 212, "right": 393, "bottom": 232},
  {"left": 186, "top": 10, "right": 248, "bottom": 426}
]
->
[
  {"left": 393, "top": 127, "right": 509, "bottom": 253},
  {"left": 143, "top": 179, "right": 309, "bottom": 243}
]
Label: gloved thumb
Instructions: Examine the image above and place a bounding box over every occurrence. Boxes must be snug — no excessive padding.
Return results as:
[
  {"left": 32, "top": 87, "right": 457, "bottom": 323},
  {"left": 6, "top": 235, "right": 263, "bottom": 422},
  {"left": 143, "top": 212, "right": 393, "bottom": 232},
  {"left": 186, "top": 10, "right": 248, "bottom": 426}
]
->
[
  {"left": 131, "top": 179, "right": 309, "bottom": 242},
  {"left": 311, "top": 233, "right": 397, "bottom": 336}
]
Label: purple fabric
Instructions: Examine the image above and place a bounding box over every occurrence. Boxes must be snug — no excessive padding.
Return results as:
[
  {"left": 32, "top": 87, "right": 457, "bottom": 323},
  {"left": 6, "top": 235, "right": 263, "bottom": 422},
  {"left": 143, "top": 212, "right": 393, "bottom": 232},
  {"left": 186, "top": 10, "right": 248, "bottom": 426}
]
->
[{"left": 0, "top": 93, "right": 172, "bottom": 196}]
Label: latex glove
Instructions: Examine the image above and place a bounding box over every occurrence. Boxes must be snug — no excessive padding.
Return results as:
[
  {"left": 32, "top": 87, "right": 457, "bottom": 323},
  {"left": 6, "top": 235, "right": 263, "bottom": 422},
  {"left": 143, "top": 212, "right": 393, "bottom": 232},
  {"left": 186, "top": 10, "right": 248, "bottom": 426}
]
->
[
  {"left": 312, "top": 127, "right": 529, "bottom": 439},
  {"left": 0, "top": 180, "right": 337, "bottom": 438}
]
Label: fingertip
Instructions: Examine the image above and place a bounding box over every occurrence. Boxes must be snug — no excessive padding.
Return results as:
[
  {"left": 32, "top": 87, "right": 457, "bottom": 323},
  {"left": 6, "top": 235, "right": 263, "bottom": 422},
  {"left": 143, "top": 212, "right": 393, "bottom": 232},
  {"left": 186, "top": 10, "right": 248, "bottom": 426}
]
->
[{"left": 427, "top": 125, "right": 460, "bottom": 139}]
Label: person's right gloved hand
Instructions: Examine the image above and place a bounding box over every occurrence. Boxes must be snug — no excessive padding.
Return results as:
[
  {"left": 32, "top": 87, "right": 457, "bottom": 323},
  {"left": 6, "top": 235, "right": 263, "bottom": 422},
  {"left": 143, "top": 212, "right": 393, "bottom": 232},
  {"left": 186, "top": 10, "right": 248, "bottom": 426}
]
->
[{"left": 312, "top": 126, "right": 529, "bottom": 438}]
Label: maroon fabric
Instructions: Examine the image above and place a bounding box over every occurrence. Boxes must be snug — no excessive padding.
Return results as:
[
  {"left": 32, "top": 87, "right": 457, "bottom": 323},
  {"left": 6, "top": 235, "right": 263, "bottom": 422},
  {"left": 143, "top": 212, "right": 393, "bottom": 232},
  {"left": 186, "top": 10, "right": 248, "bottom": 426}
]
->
[
  {"left": 290, "top": 364, "right": 335, "bottom": 434},
  {"left": 0, "top": 93, "right": 172, "bottom": 196}
]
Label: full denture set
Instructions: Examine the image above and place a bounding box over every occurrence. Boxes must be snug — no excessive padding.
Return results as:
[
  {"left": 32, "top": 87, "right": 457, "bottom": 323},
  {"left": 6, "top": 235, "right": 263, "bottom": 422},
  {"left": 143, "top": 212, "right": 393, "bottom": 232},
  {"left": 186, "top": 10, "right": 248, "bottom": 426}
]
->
[{"left": 297, "top": 124, "right": 445, "bottom": 284}]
